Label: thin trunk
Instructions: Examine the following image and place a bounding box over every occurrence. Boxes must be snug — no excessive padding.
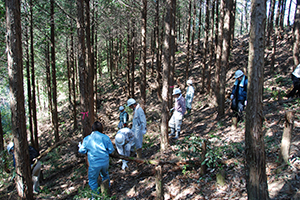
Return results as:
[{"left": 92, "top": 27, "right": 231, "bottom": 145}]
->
[
  {"left": 127, "top": 23, "right": 131, "bottom": 96},
  {"left": 70, "top": 22, "right": 77, "bottom": 130},
  {"left": 215, "top": 0, "right": 225, "bottom": 114},
  {"left": 202, "top": 0, "right": 210, "bottom": 92},
  {"left": 46, "top": 43, "right": 52, "bottom": 121},
  {"left": 140, "top": 0, "right": 147, "bottom": 112},
  {"left": 25, "top": 24, "right": 34, "bottom": 147},
  {"left": 246, "top": 0, "right": 269, "bottom": 199},
  {"left": 293, "top": 0, "right": 300, "bottom": 66},
  {"left": 266, "top": 0, "right": 275, "bottom": 47},
  {"left": 155, "top": 0, "right": 162, "bottom": 101},
  {"left": 6, "top": 0, "right": 33, "bottom": 197},
  {"left": 287, "top": 0, "right": 292, "bottom": 26},
  {"left": 279, "top": 0, "right": 286, "bottom": 31},
  {"left": 161, "top": 0, "right": 171, "bottom": 151},
  {"left": 131, "top": 19, "right": 136, "bottom": 98},
  {"left": 67, "top": 37, "right": 72, "bottom": 105},
  {"left": 51, "top": 0, "right": 59, "bottom": 142},
  {"left": 197, "top": 0, "right": 202, "bottom": 52},
  {"left": 207, "top": 0, "right": 214, "bottom": 95},
  {"left": 191, "top": 0, "right": 196, "bottom": 64},
  {"left": 271, "top": 0, "right": 281, "bottom": 74},
  {"left": 186, "top": 0, "right": 192, "bottom": 81}
]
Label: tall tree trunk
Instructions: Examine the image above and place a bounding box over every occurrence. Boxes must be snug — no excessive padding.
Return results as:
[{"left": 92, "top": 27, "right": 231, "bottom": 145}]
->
[
  {"left": 207, "top": 0, "right": 214, "bottom": 95},
  {"left": 201, "top": 0, "right": 210, "bottom": 92},
  {"left": 140, "top": 0, "right": 147, "bottom": 112},
  {"left": 46, "top": 42, "right": 53, "bottom": 120},
  {"left": 169, "top": 0, "right": 176, "bottom": 108},
  {"left": 51, "top": 0, "right": 59, "bottom": 142},
  {"left": 131, "top": 19, "right": 136, "bottom": 98},
  {"left": 197, "top": 0, "right": 203, "bottom": 53},
  {"left": 230, "top": 0, "right": 236, "bottom": 48},
  {"left": 271, "top": 0, "right": 281, "bottom": 74},
  {"left": 0, "top": 111, "right": 3, "bottom": 151},
  {"left": 266, "top": 0, "right": 275, "bottom": 47},
  {"left": 155, "top": 0, "right": 162, "bottom": 101},
  {"left": 30, "top": 0, "right": 38, "bottom": 150},
  {"left": 186, "top": 0, "right": 192, "bottom": 81},
  {"left": 191, "top": 0, "right": 196, "bottom": 64},
  {"left": 293, "top": 0, "right": 300, "bottom": 66},
  {"left": 287, "top": 0, "right": 292, "bottom": 26},
  {"left": 85, "top": 0, "right": 94, "bottom": 129},
  {"left": 25, "top": 24, "right": 34, "bottom": 147},
  {"left": 218, "top": 0, "right": 233, "bottom": 117},
  {"left": 67, "top": 37, "right": 72, "bottom": 105},
  {"left": 70, "top": 23, "right": 77, "bottom": 130},
  {"left": 215, "top": 0, "right": 225, "bottom": 114},
  {"left": 77, "top": 0, "right": 89, "bottom": 138},
  {"left": 246, "top": 0, "right": 269, "bottom": 199},
  {"left": 279, "top": 0, "right": 286, "bottom": 31},
  {"left": 6, "top": 0, "right": 33, "bottom": 198},
  {"left": 127, "top": 23, "right": 131, "bottom": 96},
  {"left": 161, "top": 0, "right": 171, "bottom": 151}
]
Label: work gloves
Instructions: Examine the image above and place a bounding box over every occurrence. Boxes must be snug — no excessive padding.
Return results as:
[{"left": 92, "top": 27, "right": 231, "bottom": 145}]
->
[
  {"left": 230, "top": 94, "right": 234, "bottom": 100},
  {"left": 122, "top": 160, "right": 128, "bottom": 170},
  {"left": 169, "top": 108, "right": 174, "bottom": 113},
  {"left": 244, "top": 100, "right": 247, "bottom": 106},
  {"left": 78, "top": 142, "right": 82, "bottom": 148}
]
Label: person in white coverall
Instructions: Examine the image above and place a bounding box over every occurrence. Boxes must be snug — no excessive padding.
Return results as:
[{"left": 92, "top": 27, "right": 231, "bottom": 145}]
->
[
  {"left": 127, "top": 98, "right": 147, "bottom": 158},
  {"left": 115, "top": 127, "right": 135, "bottom": 170},
  {"left": 78, "top": 121, "right": 115, "bottom": 193},
  {"left": 169, "top": 88, "right": 186, "bottom": 139},
  {"left": 286, "top": 64, "right": 300, "bottom": 99},
  {"left": 185, "top": 79, "right": 195, "bottom": 114}
]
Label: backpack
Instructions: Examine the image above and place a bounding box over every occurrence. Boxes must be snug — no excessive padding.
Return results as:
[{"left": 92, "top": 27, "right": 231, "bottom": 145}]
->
[{"left": 28, "top": 146, "right": 39, "bottom": 164}]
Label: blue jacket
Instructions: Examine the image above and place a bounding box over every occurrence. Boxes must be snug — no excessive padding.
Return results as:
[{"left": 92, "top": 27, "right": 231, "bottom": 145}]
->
[
  {"left": 231, "top": 75, "right": 248, "bottom": 102},
  {"left": 119, "top": 111, "right": 129, "bottom": 124},
  {"left": 78, "top": 131, "right": 114, "bottom": 167}
]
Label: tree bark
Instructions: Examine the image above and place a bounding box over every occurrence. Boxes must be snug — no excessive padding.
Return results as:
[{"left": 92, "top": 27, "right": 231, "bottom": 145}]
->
[
  {"left": 293, "top": 0, "right": 300, "bottom": 66},
  {"left": 155, "top": 165, "right": 163, "bottom": 200},
  {"left": 280, "top": 111, "right": 294, "bottom": 164},
  {"left": 201, "top": 0, "right": 209, "bottom": 92},
  {"left": 85, "top": 0, "right": 94, "bottom": 131},
  {"left": 70, "top": 19, "right": 77, "bottom": 130},
  {"left": 161, "top": 0, "right": 171, "bottom": 151},
  {"left": 155, "top": 0, "right": 162, "bottom": 101},
  {"left": 245, "top": 0, "right": 269, "bottom": 199},
  {"left": 131, "top": 19, "right": 136, "bottom": 98},
  {"left": 6, "top": 0, "right": 34, "bottom": 198},
  {"left": 30, "top": 0, "right": 39, "bottom": 150},
  {"left": 197, "top": 0, "right": 202, "bottom": 53},
  {"left": 140, "top": 0, "right": 147, "bottom": 112},
  {"left": 218, "top": 0, "right": 233, "bottom": 117},
  {"left": 185, "top": 0, "right": 192, "bottom": 81},
  {"left": 51, "top": 0, "right": 59, "bottom": 142},
  {"left": 77, "top": 0, "right": 89, "bottom": 138},
  {"left": 266, "top": 0, "right": 275, "bottom": 47}
]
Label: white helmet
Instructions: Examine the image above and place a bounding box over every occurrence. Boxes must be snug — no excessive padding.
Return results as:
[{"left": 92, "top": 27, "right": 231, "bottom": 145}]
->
[
  {"left": 119, "top": 106, "right": 124, "bottom": 111},
  {"left": 115, "top": 133, "right": 125, "bottom": 146},
  {"left": 7, "top": 142, "right": 14, "bottom": 154},
  {"left": 127, "top": 98, "right": 136, "bottom": 107},
  {"left": 172, "top": 88, "right": 181, "bottom": 95},
  {"left": 187, "top": 80, "right": 193, "bottom": 85},
  {"left": 234, "top": 70, "right": 244, "bottom": 79}
]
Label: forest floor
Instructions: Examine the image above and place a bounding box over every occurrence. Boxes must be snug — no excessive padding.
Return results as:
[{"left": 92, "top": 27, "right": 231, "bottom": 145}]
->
[{"left": 2, "top": 28, "right": 300, "bottom": 200}]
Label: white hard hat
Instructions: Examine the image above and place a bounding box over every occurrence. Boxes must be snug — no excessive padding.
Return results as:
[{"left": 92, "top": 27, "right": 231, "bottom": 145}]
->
[
  {"left": 115, "top": 133, "right": 125, "bottom": 146},
  {"left": 119, "top": 106, "right": 124, "bottom": 111},
  {"left": 234, "top": 70, "right": 244, "bottom": 79},
  {"left": 127, "top": 98, "right": 136, "bottom": 107},
  {"left": 187, "top": 80, "right": 193, "bottom": 85},
  {"left": 7, "top": 142, "right": 14, "bottom": 154},
  {"left": 172, "top": 88, "right": 181, "bottom": 95}
]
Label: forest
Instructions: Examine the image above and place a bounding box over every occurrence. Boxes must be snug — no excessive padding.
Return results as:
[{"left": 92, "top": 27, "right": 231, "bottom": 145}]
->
[{"left": 0, "top": 0, "right": 300, "bottom": 199}]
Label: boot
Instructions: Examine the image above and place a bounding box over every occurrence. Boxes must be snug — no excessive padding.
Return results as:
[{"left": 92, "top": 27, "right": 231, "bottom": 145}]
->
[
  {"left": 32, "top": 176, "right": 39, "bottom": 194},
  {"left": 173, "top": 130, "right": 180, "bottom": 139},
  {"left": 169, "top": 128, "right": 175, "bottom": 136},
  {"left": 231, "top": 117, "right": 238, "bottom": 130},
  {"left": 136, "top": 148, "right": 143, "bottom": 159}
]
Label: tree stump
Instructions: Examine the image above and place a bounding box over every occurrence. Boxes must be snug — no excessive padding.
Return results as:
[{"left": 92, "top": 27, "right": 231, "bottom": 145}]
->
[
  {"left": 155, "top": 165, "right": 163, "bottom": 200},
  {"left": 280, "top": 111, "right": 294, "bottom": 164},
  {"left": 200, "top": 140, "right": 207, "bottom": 175},
  {"left": 100, "top": 179, "right": 110, "bottom": 196},
  {"left": 231, "top": 117, "right": 238, "bottom": 130}
]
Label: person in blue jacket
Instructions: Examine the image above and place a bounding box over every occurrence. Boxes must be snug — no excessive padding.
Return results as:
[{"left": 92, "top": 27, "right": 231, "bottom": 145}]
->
[
  {"left": 230, "top": 70, "right": 248, "bottom": 122},
  {"left": 118, "top": 106, "right": 129, "bottom": 129},
  {"left": 78, "top": 121, "right": 115, "bottom": 193}
]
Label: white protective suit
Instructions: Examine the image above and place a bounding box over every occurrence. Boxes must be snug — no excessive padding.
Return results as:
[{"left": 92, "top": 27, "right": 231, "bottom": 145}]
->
[
  {"left": 131, "top": 104, "right": 147, "bottom": 149},
  {"left": 116, "top": 128, "right": 135, "bottom": 157},
  {"left": 186, "top": 85, "right": 195, "bottom": 110}
]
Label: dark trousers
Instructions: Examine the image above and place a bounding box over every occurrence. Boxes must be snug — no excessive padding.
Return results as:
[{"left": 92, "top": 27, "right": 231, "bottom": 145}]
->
[
  {"left": 231, "top": 98, "right": 245, "bottom": 121},
  {"left": 286, "top": 74, "right": 300, "bottom": 98}
]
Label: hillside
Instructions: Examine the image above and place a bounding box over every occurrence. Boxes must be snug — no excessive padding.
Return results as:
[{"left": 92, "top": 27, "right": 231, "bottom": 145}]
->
[{"left": 2, "top": 28, "right": 300, "bottom": 200}]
